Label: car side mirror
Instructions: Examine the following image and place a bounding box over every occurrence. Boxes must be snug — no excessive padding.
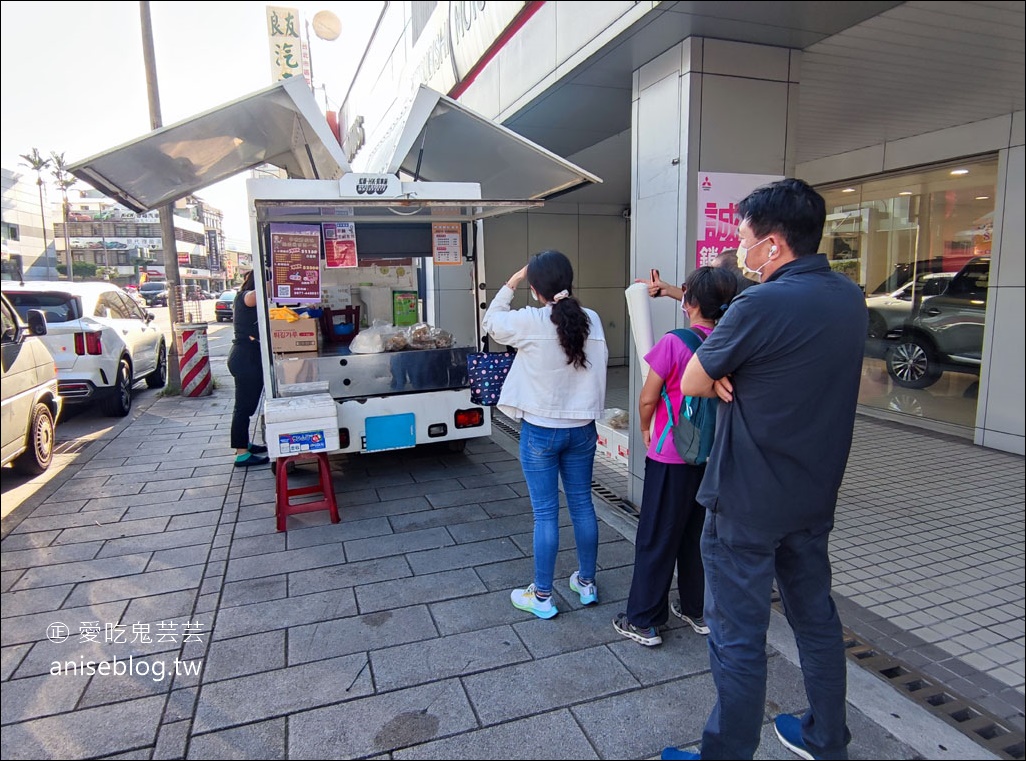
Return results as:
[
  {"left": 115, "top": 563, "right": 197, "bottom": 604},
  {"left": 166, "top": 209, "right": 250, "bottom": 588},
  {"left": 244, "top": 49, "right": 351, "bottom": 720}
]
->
[
  {"left": 145, "top": 311, "right": 156, "bottom": 323},
  {"left": 25, "top": 309, "right": 48, "bottom": 337}
]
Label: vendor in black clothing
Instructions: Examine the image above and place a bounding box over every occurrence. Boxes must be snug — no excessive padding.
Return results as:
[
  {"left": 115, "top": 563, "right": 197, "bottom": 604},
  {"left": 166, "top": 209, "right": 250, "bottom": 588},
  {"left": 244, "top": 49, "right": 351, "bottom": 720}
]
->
[{"left": 227, "top": 270, "right": 269, "bottom": 468}]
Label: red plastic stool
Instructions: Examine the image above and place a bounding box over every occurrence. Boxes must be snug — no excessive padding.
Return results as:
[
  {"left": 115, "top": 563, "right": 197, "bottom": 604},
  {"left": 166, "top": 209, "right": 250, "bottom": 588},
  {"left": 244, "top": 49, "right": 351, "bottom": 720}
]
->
[{"left": 274, "top": 452, "right": 340, "bottom": 532}]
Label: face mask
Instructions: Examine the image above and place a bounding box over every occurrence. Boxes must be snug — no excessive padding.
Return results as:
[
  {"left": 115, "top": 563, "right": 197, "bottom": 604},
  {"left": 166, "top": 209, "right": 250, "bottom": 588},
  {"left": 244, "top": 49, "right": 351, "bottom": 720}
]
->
[
  {"left": 530, "top": 288, "right": 540, "bottom": 303},
  {"left": 739, "top": 236, "right": 772, "bottom": 279}
]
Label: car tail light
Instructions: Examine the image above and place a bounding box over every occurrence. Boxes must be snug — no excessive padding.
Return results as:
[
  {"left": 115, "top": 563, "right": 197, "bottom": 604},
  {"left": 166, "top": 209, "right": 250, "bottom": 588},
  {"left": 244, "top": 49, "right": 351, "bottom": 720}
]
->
[
  {"left": 339, "top": 428, "right": 350, "bottom": 449},
  {"left": 73, "top": 332, "right": 103, "bottom": 355},
  {"left": 454, "top": 408, "right": 484, "bottom": 429}
]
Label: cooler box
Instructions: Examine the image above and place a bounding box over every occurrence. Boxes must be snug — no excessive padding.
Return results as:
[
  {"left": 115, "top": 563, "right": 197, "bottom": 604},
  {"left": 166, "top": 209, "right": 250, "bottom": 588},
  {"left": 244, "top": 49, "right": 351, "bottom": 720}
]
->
[
  {"left": 595, "top": 420, "right": 629, "bottom": 466},
  {"left": 264, "top": 393, "right": 340, "bottom": 458}
]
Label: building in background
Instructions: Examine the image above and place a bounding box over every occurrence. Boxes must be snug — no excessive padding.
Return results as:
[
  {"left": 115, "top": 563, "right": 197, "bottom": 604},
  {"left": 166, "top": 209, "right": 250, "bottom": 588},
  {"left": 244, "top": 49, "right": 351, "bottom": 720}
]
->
[
  {"left": 339, "top": 0, "right": 1024, "bottom": 460},
  {"left": 1, "top": 167, "right": 58, "bottom": 279}
]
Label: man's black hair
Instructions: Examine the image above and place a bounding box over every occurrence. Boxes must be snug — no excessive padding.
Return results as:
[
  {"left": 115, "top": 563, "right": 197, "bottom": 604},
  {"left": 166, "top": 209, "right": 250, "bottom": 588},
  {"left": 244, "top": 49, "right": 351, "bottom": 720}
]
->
[{"left": 737, "top": 178, "right": 826, "bottom": 257}]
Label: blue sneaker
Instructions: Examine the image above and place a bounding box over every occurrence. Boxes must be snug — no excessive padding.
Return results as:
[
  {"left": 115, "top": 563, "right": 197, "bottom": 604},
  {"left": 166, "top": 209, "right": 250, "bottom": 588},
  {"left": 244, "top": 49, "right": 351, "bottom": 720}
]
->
[
  {"left": 661, "top": 747, "right": 699, "bottom": 760},
  {"left": 774, "top": 714, "right": 815, "bottom": 760},
  {"left": 510, "top": 584, "right": 558, "bottom": 619},
  {"left": 569, "top": 571, "right": 598, "bottom": 605}
]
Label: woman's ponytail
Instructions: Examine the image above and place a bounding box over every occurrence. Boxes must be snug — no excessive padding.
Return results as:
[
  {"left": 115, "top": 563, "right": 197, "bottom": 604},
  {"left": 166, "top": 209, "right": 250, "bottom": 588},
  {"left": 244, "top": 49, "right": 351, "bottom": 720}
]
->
[
  {"left": 551, "top": 296, "right": 591, "bottom": 369},
  {"left": 527, "top": 250, "right": 591, "bottom": 369}
]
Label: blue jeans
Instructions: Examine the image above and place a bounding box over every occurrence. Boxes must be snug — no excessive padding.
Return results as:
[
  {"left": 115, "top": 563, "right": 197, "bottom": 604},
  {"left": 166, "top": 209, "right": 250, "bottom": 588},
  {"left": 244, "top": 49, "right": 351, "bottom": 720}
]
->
[
  {"left": 519, "top": 420, "right": 599, "bottom": 594},
  {"left": 700, "top": 510, "right": 851, "bottom": 760}
]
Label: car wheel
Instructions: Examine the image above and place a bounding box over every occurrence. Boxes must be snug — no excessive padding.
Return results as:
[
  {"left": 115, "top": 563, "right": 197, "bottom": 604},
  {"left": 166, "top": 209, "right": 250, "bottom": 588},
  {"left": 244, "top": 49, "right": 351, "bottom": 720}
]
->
[
  {"left": 867, "top": 311, "right": 888, "bottom": 339},
  {"left": 12, "top": 403, "right": 56, "bottom": 475},
  {"left": 146, "top": 342, "right": 168, "bottom": 388},
  {"left": 102, "top": 359, "right": 133, "bottom": 417},
  {"left": 887, "top": 337, "right": 942, "bottom": 389}
]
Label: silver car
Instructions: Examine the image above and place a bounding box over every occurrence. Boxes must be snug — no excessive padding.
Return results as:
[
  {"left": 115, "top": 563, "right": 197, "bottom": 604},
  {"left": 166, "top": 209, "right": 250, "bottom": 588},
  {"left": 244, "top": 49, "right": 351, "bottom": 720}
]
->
[{"left": 865, "top": 271, "right": 954, "bottom": 339}]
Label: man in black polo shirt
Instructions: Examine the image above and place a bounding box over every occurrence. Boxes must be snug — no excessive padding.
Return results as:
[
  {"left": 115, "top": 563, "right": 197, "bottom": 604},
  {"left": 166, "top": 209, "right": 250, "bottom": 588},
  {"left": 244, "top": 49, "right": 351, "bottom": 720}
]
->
[{"left": 663, "top": 179, "right": 867, "bottom": 761}]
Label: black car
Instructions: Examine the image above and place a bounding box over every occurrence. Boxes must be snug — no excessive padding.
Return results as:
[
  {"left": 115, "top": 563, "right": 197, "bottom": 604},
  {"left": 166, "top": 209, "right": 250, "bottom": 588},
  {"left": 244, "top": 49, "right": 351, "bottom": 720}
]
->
[
  {"left": 886, "top": 256, "right": 990, "bottom": 389},
  {"left": 138, "top": 281, "right": 169, "bottom": 307},
  {"left": 214, "top": 290, "right": 237, "bottom": 322}
]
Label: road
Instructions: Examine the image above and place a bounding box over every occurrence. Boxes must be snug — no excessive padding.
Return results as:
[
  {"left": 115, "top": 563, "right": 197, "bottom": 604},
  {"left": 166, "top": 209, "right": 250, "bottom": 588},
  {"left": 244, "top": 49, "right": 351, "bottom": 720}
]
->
[{"left": 0, "top": 304, "right": 235, "bottom": 519}]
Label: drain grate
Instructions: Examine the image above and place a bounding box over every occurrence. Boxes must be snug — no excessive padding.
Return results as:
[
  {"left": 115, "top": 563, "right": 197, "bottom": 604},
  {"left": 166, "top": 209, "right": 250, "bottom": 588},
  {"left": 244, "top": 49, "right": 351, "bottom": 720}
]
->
[{"left": 53, "top": 439, "right": 91, "bottom": 455}]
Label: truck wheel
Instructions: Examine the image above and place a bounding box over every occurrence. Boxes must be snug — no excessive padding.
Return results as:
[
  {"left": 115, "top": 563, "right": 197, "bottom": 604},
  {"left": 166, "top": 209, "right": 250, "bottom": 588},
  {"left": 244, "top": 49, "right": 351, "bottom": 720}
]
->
[
  {"left": 13, "top": 403, "right": 55, "bottom": 475},
  {"left": 102, "top": 360, "right": 133, "bottom": 417},
  {"left": 447, "top": 439, "right": 468, "bottom": 453}
]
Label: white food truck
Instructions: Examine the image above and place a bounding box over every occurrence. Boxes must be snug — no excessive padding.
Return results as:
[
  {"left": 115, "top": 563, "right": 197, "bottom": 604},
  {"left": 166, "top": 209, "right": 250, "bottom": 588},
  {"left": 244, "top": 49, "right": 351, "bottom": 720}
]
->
[{"left": 70, "top": 77, "right": 599, "bottom": 458}]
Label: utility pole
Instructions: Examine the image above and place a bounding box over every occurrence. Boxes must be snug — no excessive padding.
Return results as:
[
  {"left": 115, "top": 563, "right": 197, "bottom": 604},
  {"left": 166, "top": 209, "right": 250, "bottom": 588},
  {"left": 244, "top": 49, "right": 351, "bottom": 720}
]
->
[{"left": 139, "top": 1, "right": 183, "bottom": 393}]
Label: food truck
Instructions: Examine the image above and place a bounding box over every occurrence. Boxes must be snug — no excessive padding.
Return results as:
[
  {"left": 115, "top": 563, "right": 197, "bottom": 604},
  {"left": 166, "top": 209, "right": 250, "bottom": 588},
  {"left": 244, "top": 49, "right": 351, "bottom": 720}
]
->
[{"left": 70, "top": 77, "right": 599, "bottom": 457}]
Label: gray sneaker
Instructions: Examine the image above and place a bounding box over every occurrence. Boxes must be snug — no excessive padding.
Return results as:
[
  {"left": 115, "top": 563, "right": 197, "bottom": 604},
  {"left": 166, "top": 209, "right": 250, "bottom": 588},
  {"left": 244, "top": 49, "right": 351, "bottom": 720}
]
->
[
  {"left": 671, "top": 600, "right": 710, "bottom": 635},
  {"left": 614, "top": 613, "right": 662, "bottom": 646}
]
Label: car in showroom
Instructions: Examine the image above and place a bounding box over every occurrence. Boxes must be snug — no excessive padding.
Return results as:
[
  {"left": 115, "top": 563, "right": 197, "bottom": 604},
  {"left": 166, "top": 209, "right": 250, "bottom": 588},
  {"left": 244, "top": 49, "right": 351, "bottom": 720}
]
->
[
  {"left": 214, "top": 289, "right": 237, "bottom": 322},
  {"left": 4, "top": 282, "right": 167, "bottom": 416},
  {"left": 886, "top": 256, "right": 990, "bottom": 389},
  {"left": 865, "top": 271, "right": 955, "bottom": 339},
  {"left": 138, "top": 280, "right": 169, "bottom": 307},
  {"left": 1, "top": 291, "right": 62, "bottom": 475}
]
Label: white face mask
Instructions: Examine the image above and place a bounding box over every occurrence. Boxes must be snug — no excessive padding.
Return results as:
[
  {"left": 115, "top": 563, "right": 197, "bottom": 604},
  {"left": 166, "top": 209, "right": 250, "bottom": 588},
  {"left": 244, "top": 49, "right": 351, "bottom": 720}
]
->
[
  {"left": 530, "top": 287, "right": 540, "bottom": 303},
  {"left": 739, "top": 236, "right": 773, "bottom": 279}
]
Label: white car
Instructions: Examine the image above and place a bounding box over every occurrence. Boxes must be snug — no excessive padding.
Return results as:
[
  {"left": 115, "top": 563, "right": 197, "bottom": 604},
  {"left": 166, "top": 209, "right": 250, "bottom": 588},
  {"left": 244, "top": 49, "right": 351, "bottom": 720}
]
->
[
  {"left": 1, "top": 292, "right": 62, "bottom": 474},
  {"left": 4, "top": 281, "right": 167, "bottom": 417},
  {"left": 865, "top": 272, "right": 955, "bottom": 339}
]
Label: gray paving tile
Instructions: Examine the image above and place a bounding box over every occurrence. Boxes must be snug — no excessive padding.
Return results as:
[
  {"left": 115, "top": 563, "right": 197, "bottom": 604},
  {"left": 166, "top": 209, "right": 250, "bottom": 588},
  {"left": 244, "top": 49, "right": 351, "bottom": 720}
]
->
[
  {"left": 288, "top": 605, "right": 439, "bottom": 664},
  {"left": 0, "top": 695, "right": 163, "bottom": 759},
  {"left": 406, "top": 537, "right": 524, "bottom": 576},
  {"left": 11, "top": 506, "right": 129, "bottom": 534},
  {"left": 213, "top": 587, "right": 357, "bottom": 640},
  {"left": 153, "top": 718, "right": 191, "bottom": 760},
  {"left": 426, "top": 484, "right": 518, "bottom": 507},
  {"left": 10, "top": 553, "right": 153, "bottom": 591},
  {"left": 167, "top": 511, "right": 221, "bottom": 531},
  {"left": 1, "top": 644, "right": 31, "bottom": 680},
  {"left": 97, "top": 526, "right": 217, "bottom": 558},
  {"left": 203, "top": 630, "right": 286, "bottom": 682},
  {"left": 64, "top": 566, "right": 205, "bottom": 607},
  {"left": 0, "top": 671, "right": 87, "bottom": 724},
  {"left": 220, "top": 575, "right": 288, "bottom": 609},
  {"left": 394, "top": 709, "right": 599, "bottom": 760},
  {"left": 0, "top": 530, "right": 61, "bottom": 551},
  {"left": 286, "top": 516, "right": 392, "bottom": 548},
  {"left": 124, "top": 496, "right": 227, "bottom": 521},
  {"left": 371, "top": 624, "right": 531, "bottom": 692},
  {"left": 288, "top": 679, "right": 477, "bottom": 758},
  {"left": 342, "top": 495, "right": 434, "bottom": 522},
  {"left": 187, "top": 718, "right": 286, "bottom": 760},
  {"left": 224, "top": 542, "right": 347, "bottom": 582},
  {"left": 193, "top": 652, "right": 372, "bottom": 733},
  {"left": 146, "top": 543, "right": 210, "bottom": 572},
  {"left": 387, "top": 504, "right": 491, "bottom": 533},
  {"left": 287, "top": 555, "right": 412, "bottom": 596},
  {"left": 463, "top": 646, "right": 640, "bottom": 725},
  {"left": 123, "top": 590, "right": 198, "bottom": 626},
  {"left": 344, "top": 526, "right": 454, "bottom": 563},
  {"left": 356, "top": 568, "right": 485, "bottom": 614},
  {"left": 0, "top": 583, "right": 74, "bottom": 619},
  {"left": 1, "top": 600, "right": 129, "bottom": 646},
  {"left": 76, "top": 653, "right": 175, "bottom": 708},
  {"left": 479, "top": 495, "right": 535, "bottom": 518}
]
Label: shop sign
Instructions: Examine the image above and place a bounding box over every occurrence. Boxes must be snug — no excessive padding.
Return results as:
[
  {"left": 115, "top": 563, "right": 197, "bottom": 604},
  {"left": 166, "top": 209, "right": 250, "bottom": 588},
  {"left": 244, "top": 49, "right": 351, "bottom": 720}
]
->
[
  {"left": 339, "top": 174, "right": 401, "bottom": 198},
  {"left": 267, "top": 6, "right": 310, "bottom": 83},
  {"left": 432, "top": 222, "right": 463, "bottom": 265},
  {"left": 695, "top": 172, "right": 782, "bottom": 268}
]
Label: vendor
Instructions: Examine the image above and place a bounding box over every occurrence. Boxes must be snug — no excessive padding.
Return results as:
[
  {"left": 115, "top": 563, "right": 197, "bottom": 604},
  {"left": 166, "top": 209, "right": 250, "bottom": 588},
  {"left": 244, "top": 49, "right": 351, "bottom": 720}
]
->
[{"left": 227, "top": 270, "right": 269, "bottom": 467}]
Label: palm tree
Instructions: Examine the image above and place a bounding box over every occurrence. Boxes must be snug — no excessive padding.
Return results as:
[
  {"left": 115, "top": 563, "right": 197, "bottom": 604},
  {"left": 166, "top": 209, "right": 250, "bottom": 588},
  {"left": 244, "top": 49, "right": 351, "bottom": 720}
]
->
[
  {"left": 18, "top": 148, "right": 52, "bottom": 275},
  {"left": 50, "top": 152, "right": 77, "bottom": 281}
]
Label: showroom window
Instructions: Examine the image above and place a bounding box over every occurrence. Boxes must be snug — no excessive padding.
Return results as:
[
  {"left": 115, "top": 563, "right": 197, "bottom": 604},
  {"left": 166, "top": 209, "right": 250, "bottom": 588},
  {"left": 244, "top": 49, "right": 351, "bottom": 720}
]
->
[{"left": 817, "top": 156, "right": 997, "bottom": 431}]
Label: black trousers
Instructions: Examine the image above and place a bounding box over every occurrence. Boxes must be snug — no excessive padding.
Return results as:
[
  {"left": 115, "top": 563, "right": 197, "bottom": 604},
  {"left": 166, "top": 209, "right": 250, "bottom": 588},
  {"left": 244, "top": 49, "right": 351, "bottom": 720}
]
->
[
  {"left": 625, "top": 457, "right": 707, "bottom": 628},
  {"left": 227, "top": 342, "right": 263, "bottom": 450}
]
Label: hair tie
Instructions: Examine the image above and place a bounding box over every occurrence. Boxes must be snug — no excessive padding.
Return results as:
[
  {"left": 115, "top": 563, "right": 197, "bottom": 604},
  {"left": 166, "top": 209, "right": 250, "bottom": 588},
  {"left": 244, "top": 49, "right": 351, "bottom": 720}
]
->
[{"left": 552, "top": 290, "right": 570, "bottom": 303}]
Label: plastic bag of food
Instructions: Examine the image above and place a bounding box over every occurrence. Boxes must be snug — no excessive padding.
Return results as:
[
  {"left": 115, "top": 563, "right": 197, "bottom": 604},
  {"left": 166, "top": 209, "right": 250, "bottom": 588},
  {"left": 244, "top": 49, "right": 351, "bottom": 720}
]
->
[
  {"left": 405, "top": 322, "right": 455, "bottom": 349},
  {"left": 602, "top": 408, "right": 630, "bottom": 430},
  {"left": 350, "top": 320, "right": 403, "bottom": 354}
]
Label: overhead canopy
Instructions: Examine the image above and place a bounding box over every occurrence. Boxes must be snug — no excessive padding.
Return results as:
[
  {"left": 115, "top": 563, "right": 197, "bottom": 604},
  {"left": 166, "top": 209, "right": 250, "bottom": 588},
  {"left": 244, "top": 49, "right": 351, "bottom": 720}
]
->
[
  {"left": 368, "top": 85, "right": 601, "bottom": 200},
  {"left": 69, "top": 77, "right": 349, "bottom": 213}
]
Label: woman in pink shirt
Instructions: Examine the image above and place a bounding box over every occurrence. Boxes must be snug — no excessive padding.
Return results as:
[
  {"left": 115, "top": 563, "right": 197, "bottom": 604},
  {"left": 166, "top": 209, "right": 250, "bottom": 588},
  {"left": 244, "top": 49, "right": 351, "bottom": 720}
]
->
[{"left": 615, "top": 266, "right": 737, "bottom": 646}]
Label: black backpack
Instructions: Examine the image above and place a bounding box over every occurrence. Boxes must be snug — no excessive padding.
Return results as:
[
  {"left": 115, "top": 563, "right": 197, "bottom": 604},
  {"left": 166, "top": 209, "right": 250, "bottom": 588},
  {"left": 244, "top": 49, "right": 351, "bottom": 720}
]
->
[{"left": 653, "top": 328, "right": 718, "bottom": 466}]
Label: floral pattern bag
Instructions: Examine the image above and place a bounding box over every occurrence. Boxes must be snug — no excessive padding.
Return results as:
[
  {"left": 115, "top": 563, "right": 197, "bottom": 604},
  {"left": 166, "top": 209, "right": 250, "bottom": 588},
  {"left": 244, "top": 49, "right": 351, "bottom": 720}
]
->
[{"left": 467, "top": 350, "right": 517, "bottom": 406}]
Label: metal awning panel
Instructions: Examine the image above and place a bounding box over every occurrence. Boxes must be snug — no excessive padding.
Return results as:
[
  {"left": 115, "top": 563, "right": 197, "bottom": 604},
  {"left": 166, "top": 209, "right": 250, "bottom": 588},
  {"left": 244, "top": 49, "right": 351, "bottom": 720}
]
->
[
  {"left": 369, "top": 85, "right": 601, "bottom": 200},
  {"left": 69, "top": 77, "right": 349, "bottom": 213}
]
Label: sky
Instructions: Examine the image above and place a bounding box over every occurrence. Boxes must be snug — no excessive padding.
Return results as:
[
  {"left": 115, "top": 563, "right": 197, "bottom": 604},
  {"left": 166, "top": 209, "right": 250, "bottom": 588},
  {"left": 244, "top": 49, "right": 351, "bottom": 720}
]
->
[{"left": 0, "top": 1, "right": 384, "bottom": 244}]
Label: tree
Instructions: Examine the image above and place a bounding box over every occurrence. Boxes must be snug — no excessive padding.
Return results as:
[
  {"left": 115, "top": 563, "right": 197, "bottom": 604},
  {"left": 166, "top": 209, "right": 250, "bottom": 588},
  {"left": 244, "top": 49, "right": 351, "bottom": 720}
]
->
[
  {"left": 18, "top": 148, "right": 52, "bottom": 273},
  {"left": 50, "top": 152, "right": 77, "bottom": 281}
]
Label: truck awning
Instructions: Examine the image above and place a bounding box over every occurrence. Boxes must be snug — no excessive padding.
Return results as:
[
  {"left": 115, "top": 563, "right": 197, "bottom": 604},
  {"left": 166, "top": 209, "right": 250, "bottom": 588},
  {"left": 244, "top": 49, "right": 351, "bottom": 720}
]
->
[
  {"left": 366, "top": 85, "right": 601, "bottom": 200},
  {"left": 68, "top": 77, "right": 349, "bottom": 213}
]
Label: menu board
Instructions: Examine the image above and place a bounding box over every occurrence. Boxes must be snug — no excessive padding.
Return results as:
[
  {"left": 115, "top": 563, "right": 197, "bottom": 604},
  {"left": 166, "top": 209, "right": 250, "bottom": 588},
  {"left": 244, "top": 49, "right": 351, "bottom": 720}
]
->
[
  {"left": 324, "top": 222, "right": 358, "bottom": 268},
  {"left": 270, "top": 223, "right": 321, "bottom": 303},
  {"left": 432, "top": 222, "right": 462, "bottom": 265},
  {"left": 393, "top": 291, "right": 419, "bottom": 326}
]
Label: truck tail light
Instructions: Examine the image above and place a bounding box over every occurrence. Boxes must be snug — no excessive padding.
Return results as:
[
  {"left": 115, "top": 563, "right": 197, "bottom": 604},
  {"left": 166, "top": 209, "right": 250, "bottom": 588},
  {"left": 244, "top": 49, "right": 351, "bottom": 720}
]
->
[
  {"left": 339, "top": 428, "right": 350, "bottom": 449},
  {"left": 428, "top": 423, "right": 447, "bottom": 437},
  {"left": 73, "top": 332, "right": 103, "bottom": 355},
  {"left": 454, "top": 408, "right": 484, "bottom": 429}
]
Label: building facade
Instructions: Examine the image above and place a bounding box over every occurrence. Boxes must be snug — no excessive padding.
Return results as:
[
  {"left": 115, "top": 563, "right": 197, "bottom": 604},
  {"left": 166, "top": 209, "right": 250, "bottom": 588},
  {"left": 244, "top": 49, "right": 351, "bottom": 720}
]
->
[{"left": 338, "top": 1, "right": 1024, "bottom": 479}]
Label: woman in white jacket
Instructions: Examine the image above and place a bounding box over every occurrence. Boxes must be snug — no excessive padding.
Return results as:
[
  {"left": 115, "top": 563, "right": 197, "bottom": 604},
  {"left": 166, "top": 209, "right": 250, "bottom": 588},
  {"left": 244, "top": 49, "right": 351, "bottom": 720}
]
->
[{"left": 483, "top": 250, "right": 608, "bottom": 619}]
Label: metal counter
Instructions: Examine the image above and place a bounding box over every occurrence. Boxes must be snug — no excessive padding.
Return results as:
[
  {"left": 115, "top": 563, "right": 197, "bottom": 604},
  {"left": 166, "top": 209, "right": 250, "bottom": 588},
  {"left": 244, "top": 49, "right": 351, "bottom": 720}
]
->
[{"left": 273, "top": 346, "right": 472, "bottom": 399}]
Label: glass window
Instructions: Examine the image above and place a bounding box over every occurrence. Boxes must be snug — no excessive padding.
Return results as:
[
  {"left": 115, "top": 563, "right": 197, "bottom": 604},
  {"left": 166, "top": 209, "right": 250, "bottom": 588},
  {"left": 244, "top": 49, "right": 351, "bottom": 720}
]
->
[
  {"left": 96, "top": 292, "right": 129, "bottom": 319},
  {"left": 818, "top": 157, "right": 997, "bottom": 431}
]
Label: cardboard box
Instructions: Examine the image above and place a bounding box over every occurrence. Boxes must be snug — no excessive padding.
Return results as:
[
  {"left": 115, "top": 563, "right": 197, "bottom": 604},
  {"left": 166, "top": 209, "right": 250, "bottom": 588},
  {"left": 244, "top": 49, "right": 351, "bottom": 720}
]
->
[
  {"left": 595, "top": 420, "right": 629, "bottom": 466},
  {"left": 270, "top": 318, "right": 319, "bottom": 353}
]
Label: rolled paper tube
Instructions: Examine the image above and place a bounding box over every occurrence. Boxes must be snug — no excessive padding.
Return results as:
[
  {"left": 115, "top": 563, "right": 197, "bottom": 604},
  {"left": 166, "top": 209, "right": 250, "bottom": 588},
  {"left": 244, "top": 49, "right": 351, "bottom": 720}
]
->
[{"left": 625, "top": 282, "right": 655, "bottom": 382}]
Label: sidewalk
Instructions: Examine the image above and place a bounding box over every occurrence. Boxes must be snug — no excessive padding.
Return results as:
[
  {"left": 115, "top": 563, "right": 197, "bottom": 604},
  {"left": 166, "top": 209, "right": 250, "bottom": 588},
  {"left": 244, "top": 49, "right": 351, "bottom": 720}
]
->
[{"left": 0, "top": 353, "right": 1021, "bottom": 760}]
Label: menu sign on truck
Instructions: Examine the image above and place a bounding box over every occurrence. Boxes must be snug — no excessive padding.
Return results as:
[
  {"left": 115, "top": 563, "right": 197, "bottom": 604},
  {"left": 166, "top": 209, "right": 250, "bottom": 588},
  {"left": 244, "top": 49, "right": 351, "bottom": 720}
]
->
[
  {"left": 270, "top": 223, "right": 321, "bottom": 303},
  {"left": 324, "top": 222, "right": 358, "bottom": 268},
  {"left": 432, "top": 222, "right": 462, "bottom": 265}
]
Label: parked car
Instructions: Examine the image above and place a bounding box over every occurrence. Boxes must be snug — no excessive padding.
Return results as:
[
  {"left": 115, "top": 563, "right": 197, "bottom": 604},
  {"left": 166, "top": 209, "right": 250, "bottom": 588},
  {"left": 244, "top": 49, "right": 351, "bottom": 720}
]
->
[
  {"left": 4, "top": 282, "right": 167, "bottom": 416},
  {"left": 865, "top": 271, "right": 955, "bottom": 339},
  {"left": 1, "top": 291, "right": 62, "bottom": 474},
  {"left": 138, "top": 280, "right": 169, "bottom": 307},
  {"left": 214, "top": 290, "right": 237, "bottom": 322},
  {"left": 886, "top": 256, "right": 990, "bottom": 389}
]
